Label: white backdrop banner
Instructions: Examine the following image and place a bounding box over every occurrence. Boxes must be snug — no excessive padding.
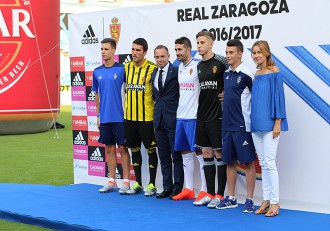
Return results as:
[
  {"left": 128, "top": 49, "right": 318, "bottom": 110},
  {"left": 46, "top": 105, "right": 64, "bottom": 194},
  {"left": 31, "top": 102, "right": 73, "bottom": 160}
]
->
[{"left": 69, "top": 0, "right": 330, "bottom": 213}]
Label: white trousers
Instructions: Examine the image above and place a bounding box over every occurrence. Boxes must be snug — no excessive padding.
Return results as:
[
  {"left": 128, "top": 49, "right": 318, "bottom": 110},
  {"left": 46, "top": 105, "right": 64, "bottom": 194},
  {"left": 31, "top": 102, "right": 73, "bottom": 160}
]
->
[{"left": 252, "top": 131, "right": 280, "bottom": 204}]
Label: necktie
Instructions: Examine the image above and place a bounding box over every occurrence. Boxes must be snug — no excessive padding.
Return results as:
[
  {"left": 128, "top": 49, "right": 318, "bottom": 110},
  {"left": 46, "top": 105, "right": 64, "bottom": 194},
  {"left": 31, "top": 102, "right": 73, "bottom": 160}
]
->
[{"left": 158, "top": 69, "right": 164, "bottom": 92}]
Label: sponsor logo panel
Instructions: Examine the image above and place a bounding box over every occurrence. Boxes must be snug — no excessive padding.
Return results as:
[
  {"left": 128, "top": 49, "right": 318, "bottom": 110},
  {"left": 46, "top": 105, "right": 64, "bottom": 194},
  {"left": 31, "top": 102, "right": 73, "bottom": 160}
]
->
[
  {"left": 86, "top": 86, "right": 95, "bottom": 102},
  {"left": 113, "top": 54, "right": 119, "bottom": 63},
  {"left": 85, "top": 71, "right": 93, "bottom": 86},
  {"left": 88, "top": 146, "right": 105, "bottom": 162},
  {"left": 73, "top": 130, "right": 88, "bottom": 146},
  {"left": 71, "top": 71, "right": 85, "bottom": 86},
  {"left": 72, "top": 101, "right": 87, "bottom": 116},
  {"left": 86, "top": 101, "right": 97, "bottom": 116},
  {"left": 73, "top": 145, "right": 88, "bottom": 160},
  {"left": 70, "top": 56, "right": 85, "bottom": 72},
  {"left": 85, "top": 60, "right": 101, "bottom": 69},
  {"left": 74, "top": 159, "right": 88, "bottom": 174},
  {"left": 88, "top": 161, "right": 106, "bottom": 177},
  {"left": 118, "top": 54, "right": 132, "bottom": 64},
  {"left": 130, "top": 165, "right": 136, "bottom": 181},
  {"left": 71, "top": 86, "right": 86, "bottom": 101},
  {"left": 81, "top": 25, "right": 99, "bottom": 45},
  {"left": 88, "top": 131, "right": 104, "bottom": 147},
  {"left": 72, "top": 116, "right": 88, "bottom": 131},
  {"left": 88, "top": 116, "right": 98, "bottom": 132}
]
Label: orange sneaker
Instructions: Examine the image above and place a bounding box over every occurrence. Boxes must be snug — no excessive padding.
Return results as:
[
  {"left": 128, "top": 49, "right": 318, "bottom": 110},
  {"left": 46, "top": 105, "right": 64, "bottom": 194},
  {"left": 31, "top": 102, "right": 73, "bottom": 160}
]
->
[
  {"left": 172, "top": 188, "right": 195, "bottom": 200},
  {"left": 194, "top": 190, "right": 207, "bottom": 202}
]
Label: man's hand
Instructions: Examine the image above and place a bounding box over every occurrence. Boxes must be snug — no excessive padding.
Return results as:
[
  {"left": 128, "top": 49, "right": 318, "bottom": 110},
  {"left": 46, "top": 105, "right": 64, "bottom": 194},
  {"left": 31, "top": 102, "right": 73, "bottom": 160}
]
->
[{"left": 218, "top": 92, "right": 224, "bottom": 101}]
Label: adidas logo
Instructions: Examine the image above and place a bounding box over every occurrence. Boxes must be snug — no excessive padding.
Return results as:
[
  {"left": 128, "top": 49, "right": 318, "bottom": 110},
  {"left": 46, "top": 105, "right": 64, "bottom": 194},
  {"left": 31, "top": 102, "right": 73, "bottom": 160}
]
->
[
  {"left": 123, "top": 55, "right": 131, "bottom": 64},
  {"left": 243, "top": 140, "right": 249, "bottom": 146},
  {"left": 90, "top": 147, "right": 104, "bottom": 161},
  {"left": 74, "top": 131, "right": 86, "bottom": 145},
  {"left": 72, "top": 72, "right": 84, "bottom": 86},
  {"left": 88, "top": 90, "right": 95, "bottom": 101},
  {"left": 81, "top": 25, "right": 98, "bottom": 45}
]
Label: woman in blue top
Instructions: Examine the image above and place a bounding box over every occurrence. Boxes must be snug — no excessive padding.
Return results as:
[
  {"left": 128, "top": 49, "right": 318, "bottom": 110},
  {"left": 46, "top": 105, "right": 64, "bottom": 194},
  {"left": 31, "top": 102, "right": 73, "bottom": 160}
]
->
[{"left": 250, "top": 40, "right": 288, "bottom": 217}]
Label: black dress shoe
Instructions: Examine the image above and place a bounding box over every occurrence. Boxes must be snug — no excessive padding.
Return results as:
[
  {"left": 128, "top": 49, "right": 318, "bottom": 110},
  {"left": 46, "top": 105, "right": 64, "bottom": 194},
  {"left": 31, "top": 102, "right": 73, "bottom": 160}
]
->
[
  {"left": 156, "top": 190, "right": 172, "bottom": 199},
  {"left": 169, "top": 189, "right": 181, "bottom": 200}
]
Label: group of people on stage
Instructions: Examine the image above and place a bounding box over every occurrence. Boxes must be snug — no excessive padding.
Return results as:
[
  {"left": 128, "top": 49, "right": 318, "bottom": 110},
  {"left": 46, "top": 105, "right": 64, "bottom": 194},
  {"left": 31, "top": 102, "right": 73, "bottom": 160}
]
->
[{"left": 92, "top": 30, "right": 288, "bottom": 217}]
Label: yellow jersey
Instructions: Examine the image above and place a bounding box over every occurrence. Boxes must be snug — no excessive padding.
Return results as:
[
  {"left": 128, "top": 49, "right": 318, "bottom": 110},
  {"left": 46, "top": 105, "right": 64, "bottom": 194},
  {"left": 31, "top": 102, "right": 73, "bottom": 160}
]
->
[{"left": 124, "top": 59, "right": 157, "bottom": 121}]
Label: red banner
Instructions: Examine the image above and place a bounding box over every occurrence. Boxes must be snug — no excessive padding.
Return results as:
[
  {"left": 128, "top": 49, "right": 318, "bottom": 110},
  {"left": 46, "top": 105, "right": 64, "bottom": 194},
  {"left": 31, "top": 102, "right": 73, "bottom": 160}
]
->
[{"left": 0, "top": 0, "right": 60, "bottom": 133}]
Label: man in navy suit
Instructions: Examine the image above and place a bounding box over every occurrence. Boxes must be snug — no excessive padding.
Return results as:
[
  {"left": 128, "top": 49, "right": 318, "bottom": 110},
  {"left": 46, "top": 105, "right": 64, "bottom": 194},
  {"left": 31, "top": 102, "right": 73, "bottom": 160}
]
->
[{"left": 152, "top": 45, "right": 183, "bottom": 199}]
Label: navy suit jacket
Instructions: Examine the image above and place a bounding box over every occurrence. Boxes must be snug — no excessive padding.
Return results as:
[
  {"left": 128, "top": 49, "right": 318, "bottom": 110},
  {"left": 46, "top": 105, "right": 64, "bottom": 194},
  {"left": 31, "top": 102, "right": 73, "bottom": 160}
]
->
[{"left": 152, "top": 63, "right": 179, "bottom": 130}]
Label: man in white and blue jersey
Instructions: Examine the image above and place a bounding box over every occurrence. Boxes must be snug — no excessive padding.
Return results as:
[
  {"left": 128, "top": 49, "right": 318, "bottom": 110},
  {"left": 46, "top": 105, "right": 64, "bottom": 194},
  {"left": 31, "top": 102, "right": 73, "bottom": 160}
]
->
[
  {"left": 216, "top": 39, "right": 256, "bottom": 213},
  {"left": 92, "top": 38, "right": 131, "bottom": 194},
  {"left": 171, "top": 37, "right": 207, "bottom": 202}
]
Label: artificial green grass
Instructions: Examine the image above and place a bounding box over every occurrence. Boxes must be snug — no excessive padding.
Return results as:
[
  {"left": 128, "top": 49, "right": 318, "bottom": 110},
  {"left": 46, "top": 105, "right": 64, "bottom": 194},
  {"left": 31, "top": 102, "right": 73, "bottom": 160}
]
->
[{"left": 0, "top": 105, "right": 73, "bottom": 230}]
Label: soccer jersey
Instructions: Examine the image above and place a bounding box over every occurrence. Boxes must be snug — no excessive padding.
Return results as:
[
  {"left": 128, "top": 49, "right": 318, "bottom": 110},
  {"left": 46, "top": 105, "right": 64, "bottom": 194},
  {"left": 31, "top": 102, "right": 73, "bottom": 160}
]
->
[
  {"left": 222, "top": 63, "right": 254, "bottom": 132},
  {"left": 177, "top": 57, "right": 200, "bottom": 119},
  {"left": 197, "top": 54, "right": 228, "bottom": 121},
  {"left": 124, "top": 59, "right": 157, "bottom": 122},
  {"left": 92, "top": 63, "right": 125, "bottom": 123}
]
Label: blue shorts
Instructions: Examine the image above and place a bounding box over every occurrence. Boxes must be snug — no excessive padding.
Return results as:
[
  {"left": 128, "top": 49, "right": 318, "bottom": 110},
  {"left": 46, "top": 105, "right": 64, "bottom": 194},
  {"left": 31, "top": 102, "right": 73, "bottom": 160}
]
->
[
  {"left": 99, "top": 122, "right": 125, "bottom": 146},
  {"left": 222, "top": 131, "right": 256, "bottom": 164},
  {"left": 174, "top": 119, "right": 197, "bottom": 152}
]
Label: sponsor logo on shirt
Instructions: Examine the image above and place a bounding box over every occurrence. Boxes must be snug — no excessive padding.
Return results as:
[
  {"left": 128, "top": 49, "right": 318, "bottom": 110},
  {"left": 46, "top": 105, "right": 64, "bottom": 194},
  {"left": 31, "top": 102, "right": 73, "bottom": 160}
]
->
[
  {"left": 179, "top": 82, "right": 195, "bottom": 91},
  {"left": 126, "top": 84, "right": 146, "bottom": 91},
  {"left": 200, "top": 80, "right": 217, "bottom": 89}
]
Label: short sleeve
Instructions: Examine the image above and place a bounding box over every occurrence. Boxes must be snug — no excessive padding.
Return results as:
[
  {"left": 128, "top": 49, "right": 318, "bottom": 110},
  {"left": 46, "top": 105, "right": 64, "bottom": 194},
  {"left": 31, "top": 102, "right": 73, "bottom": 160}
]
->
[{"left": 91, "top": 70, "right": 98, "bottom": 93}]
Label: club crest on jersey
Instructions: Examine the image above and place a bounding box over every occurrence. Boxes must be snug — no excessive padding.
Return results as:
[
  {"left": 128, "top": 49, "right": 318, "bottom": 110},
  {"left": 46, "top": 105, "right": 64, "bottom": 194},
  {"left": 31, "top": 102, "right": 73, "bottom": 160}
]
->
[
  {"left": 189, "top": 68, "right": 193, "bottom": 75},
  {"left": 114, "top": 73, "right": 117, "bottom": 79},
  {"left": 212, "top": 66, "right": 217, "bottom": 74},
  {"left": 237, "top": 76, "right": 241, "bottom": 84}
]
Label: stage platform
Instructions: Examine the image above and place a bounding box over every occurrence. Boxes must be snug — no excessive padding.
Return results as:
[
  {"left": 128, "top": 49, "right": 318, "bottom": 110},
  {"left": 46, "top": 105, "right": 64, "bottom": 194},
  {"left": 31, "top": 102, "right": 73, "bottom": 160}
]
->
[{"left": 0, "top": 183, "right": 329, "bottom": 231}]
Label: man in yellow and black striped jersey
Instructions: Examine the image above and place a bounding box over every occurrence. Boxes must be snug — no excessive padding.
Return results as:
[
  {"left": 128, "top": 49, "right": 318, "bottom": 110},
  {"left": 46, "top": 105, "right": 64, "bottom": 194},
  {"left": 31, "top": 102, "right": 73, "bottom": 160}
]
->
[{"left": 124, "top": 38, "right": 158, "bottom": 197}]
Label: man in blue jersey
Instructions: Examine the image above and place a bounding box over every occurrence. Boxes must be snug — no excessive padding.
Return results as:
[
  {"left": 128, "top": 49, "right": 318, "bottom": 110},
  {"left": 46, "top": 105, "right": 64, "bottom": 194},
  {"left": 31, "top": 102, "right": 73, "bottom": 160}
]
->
[
  {"left": 216, "top": 39, "right": 256, "bottom": 212},
  {"left": 92, "top": 38, "right": 131, "bottom": 194}
]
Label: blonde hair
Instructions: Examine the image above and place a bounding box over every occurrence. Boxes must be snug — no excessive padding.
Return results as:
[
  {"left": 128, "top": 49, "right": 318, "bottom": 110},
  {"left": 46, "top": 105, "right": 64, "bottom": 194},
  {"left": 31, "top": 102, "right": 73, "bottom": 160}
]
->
[{"left": 252, "top": 40, "right": 275, "bottom": 69}]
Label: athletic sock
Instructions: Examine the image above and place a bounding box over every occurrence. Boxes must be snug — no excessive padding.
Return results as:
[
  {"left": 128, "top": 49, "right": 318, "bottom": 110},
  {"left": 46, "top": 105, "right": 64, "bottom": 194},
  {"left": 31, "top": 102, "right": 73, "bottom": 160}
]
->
[
  {"left": 147, "top": 149, "right": 158, "bottom": 185},
  {"left": 197, "top": 154, "right": 207, "bottom": 192},
  {"left": 131, "top": 149, "right": 142, "bottom": 186},
  {"left": 182, "top": 152, "right": 194, "bottom": 190},
  {"left": 203, "top": 157, "right": 216, "bottom": 196},
  {"left": 216, "top": 158, "right": 227, "bottom": 197}
]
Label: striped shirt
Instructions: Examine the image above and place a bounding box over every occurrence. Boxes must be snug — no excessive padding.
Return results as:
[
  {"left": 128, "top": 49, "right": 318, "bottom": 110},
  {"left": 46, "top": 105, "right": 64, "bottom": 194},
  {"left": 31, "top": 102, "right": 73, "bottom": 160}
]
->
[{"left": 124, "top": 59, "right": 157, "bottom": 121}]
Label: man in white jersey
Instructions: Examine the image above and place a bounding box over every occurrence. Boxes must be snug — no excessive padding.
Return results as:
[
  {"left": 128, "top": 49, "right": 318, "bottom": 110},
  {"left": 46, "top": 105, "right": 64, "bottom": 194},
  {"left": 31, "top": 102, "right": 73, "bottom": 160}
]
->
[{"left": 172, "top": 37, "right": 208, "bottom": 202}]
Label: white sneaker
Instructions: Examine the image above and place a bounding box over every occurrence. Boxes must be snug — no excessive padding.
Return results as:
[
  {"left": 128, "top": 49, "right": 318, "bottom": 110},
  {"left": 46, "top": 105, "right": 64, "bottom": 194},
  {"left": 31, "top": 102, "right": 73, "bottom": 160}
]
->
[
  {"left": 193, "top": 193, "right": 213, "bottom": 206},
  {"left": 119, "top": 182, "right": 130, "bottom": 195},
  {"left": 207, "top": 195, "right": 223, "bottom": 208},
  {"left": 99, "top": 181, "right": 118, "bottom": 193}
]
